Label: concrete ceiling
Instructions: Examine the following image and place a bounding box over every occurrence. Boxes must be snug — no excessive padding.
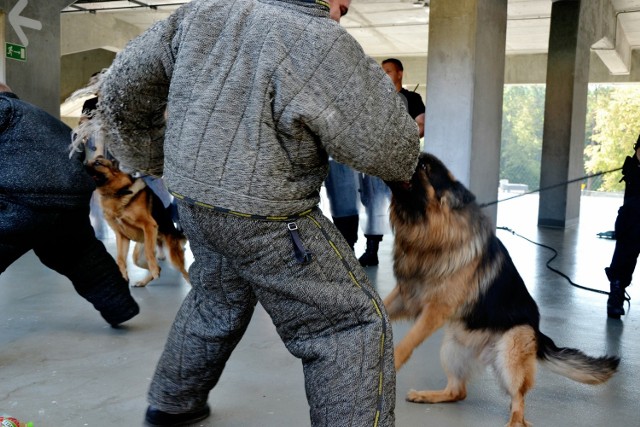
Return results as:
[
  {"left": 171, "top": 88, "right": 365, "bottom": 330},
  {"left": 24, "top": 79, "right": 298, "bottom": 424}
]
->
[
  {"left": 59, "top": 0, "right": 640, "bottom": 117},
  {"left": 62, "top": 0, "right": 640, "bottom": 59}
]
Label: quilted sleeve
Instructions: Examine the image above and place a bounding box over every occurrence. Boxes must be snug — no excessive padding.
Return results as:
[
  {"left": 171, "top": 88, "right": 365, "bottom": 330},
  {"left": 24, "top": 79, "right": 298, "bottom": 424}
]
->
[
  {"left": 301, "top": 33, "right": 420, "bottom": 182},
  {"left": 96, "top": 6, "right": 186, "bottom": 176}
]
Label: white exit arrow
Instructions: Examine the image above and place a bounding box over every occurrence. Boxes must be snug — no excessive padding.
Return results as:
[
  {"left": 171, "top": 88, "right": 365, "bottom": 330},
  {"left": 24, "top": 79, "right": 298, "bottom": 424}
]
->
[{"left": 8, "top": 0, "right": 42, "bottom": 47}]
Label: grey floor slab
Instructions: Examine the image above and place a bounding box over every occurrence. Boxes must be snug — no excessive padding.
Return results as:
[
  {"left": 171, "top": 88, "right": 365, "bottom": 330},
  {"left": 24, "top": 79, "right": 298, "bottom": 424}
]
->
[{"left": 1, "top": 193, "right": 638, "bottom": 426}]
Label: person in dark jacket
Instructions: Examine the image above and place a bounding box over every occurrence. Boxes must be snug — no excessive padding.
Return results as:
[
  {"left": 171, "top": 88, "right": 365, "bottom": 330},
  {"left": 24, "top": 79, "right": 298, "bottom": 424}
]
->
[
  {"left": 604, "top": 135, "right": 640, "bottom": 319},
  {"left": 0, "top": 82, "right": 139, "bottom": 327}
]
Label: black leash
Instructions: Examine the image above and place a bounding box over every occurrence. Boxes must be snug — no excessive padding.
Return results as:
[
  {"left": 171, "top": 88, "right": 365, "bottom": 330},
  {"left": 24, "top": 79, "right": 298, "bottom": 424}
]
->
[
  {"left": 497, "top": 226, "right": 631, "bottom": 309},
  {"left": 479, "top": 167, "right": 622, "bottom": 208},
  {"left": 488, "top": 166, "right": 630, "bottom": 309}
]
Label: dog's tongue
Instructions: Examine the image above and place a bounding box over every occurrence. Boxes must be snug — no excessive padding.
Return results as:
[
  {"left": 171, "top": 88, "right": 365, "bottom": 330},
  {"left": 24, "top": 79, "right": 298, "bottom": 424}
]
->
[{"left": 400, "top": 181, "right": 411, "bottom": 190}]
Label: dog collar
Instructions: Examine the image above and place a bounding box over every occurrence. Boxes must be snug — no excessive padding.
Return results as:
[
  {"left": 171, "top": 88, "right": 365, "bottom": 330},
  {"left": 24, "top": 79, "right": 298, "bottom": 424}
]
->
[{"left": 113, "top": 178, "right": 147, "bottom": 203}]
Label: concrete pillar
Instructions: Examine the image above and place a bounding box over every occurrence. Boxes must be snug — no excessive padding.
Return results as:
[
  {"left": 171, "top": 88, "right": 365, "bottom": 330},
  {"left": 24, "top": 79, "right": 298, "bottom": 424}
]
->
[
  {"left": 0, "top": 0, "right": 74, "bottom": 117},
  {"left": 424, "top": 0, "right": 507, "bottom": 226},
  {"left": 538, "top": 0, "right": 590, "bottom": 228}
]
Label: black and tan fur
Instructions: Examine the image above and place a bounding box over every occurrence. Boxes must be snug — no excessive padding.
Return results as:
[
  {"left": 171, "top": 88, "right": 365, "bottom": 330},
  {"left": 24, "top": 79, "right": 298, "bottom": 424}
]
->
[
  {"left": 384, "top": 152, "right": 619, "bottom": 427},
  {"left": 86, "top": 156, "right": 189, "bottom": 287}
]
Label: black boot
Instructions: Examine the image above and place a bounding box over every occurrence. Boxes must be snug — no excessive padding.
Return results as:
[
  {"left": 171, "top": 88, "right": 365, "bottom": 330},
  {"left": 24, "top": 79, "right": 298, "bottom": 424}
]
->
[
  {"left": 332, "top": 215, "right": 359, "bottom": 250},
  {"left": 145, "top": 404, "right": 211, "bottom": 426},
  {"left": 607, "top": 280, "right": 626, "bottom": 319},
  {"left": 359, "top": 234, "right": 382, "bottom": 267}
]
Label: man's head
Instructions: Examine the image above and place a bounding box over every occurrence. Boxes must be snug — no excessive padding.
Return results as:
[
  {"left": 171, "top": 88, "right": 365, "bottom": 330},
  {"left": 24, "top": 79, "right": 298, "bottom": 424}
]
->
[
  {"left": 329, "top": 0, "right": 351, "bottom": 22},
  {"left": 0, "top": 82, "right": 13, "bottom": 93},
  {"left": 381, "top": 58, "right": 404, "bottom": 91}
]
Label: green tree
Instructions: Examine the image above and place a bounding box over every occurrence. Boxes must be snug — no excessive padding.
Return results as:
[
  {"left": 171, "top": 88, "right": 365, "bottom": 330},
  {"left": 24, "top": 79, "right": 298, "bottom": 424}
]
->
[
  {"left": 583, "top": 85, "right": 613, "bottom": 191},
  {"left": 584, "top": 85, "right": 640, "bottom": 192},
  {"left": 500, "top": 85, "right": 545, "bottom": 189}
]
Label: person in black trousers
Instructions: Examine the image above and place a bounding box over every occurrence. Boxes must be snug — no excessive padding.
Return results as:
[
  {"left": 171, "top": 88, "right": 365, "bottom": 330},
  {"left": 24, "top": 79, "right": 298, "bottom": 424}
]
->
[
  {"left": 604, "top": 135, "right": 640, "bottom": 319},
  {"left": 0, "top": 82, "right": 139, "bottom": 327}
]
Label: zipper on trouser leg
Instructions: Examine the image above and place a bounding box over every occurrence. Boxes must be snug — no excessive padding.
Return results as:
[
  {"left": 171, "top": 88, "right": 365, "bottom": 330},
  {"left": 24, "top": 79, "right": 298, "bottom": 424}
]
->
[{"left": 305, "top": 213, "right": 387, "bottom": 427}]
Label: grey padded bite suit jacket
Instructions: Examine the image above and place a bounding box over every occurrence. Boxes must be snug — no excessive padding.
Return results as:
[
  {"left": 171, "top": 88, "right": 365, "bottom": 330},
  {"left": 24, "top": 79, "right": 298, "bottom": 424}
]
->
[
  {"left": 98, "top": 0, "right": 418, "bottom": 216},
  {"left": 93, "top": 0, "right": 420, "bottom": 425}
]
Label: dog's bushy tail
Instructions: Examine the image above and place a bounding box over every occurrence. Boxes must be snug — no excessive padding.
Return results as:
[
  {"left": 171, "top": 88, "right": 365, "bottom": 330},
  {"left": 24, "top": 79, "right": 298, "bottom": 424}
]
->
[{"left": 536, "top": 332, "right": 619, "bottom": 384}]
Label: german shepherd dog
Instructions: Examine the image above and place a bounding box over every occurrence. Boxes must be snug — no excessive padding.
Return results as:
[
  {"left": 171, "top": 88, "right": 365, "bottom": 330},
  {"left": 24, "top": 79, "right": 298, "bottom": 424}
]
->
[
  {"left": 86, "top": 156, "right": 189, "bottom": 287},
  {"left": 384, "top": 153, "right": 619, "bottom": 427}
]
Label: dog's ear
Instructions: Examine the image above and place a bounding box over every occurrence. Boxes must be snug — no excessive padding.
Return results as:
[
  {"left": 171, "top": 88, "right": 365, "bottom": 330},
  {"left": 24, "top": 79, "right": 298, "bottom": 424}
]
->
[
  {"left": 423, "top": 154, "right": 476, "bottom": 209},
  {"left": 441, "top": 181, "right": 476, "bottom": 209}
]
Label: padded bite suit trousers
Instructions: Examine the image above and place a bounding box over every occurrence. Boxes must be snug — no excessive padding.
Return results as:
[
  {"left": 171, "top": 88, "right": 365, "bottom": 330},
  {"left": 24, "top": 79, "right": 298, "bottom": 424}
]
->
[{"left": 148, "top": 201, "right": 395, "bottom": 426}]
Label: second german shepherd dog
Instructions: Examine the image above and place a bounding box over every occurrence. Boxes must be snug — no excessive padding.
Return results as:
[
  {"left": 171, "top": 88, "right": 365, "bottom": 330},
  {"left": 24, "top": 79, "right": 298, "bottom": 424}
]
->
[
  {"left": 384, "top": 153, "right": 619, "bottom": 427},
  {"left": 86, "top": 156, "right": 189, "bottom": 287}
]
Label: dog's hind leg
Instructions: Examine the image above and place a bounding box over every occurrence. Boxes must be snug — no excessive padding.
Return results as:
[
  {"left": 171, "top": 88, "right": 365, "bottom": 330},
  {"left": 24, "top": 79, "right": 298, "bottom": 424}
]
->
[
  {"left": 156, "top": 239, "right": 166, "bottom": 261},
  {"left": 167, "top": 236, "right": 190, "bottom": 283},
  {"left": 406, "top": 327, "right": 473, "bottom": 403},
  {"left": 133, "top": 244, "right": 153, "bottom": 286},
  {"left": 133, "top": 242, "right": 149, "bottom": 269},
  {"left": 115, "top": 233, "right": 131, "bottom": 282},
  {"left": 494, "top": 326, "right": 537, "bottom": 427},
  {"left": 132, "top": 242, "right": 155, "bottom": 287},
  {"left": 141, "top": 223, "right": 161, "bottom": 280}
]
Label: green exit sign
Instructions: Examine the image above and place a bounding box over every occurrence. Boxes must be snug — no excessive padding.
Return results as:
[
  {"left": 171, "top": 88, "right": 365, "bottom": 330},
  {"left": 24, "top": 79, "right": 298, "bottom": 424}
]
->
[{"left": 5, "top": 42, "right": 26, "bottom": 61}]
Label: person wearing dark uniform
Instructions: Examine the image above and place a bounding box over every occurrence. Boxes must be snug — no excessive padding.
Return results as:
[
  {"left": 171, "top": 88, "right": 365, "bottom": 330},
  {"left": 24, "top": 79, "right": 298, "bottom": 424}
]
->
[
  {"left": 0, "top": 83, "right": 139, "bottom": 327},
  {"left": 605, "top": 135, "right": 640, "bottom": 319}
]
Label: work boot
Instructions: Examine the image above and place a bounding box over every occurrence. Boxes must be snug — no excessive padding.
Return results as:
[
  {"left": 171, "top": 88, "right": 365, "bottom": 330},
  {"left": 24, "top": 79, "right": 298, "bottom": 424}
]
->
[
  {"left": 607, "top": 280, "right": 626, "bottom": 319},
  {"left": 145, "top": 404, "right": 211, "bottom": 426},
  {"left": 332, "top": 215, "right": 359, "bottom": 250},
  {"left": 359, "top": 234, "right": 383, "bottom": 266}
]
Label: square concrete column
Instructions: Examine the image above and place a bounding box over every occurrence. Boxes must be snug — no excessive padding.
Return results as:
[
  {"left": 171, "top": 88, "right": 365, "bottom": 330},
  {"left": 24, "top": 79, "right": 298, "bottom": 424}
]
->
[
  {"left": 424, "top": 0, "right": 507, "bottom": 226},
  {"left": 0, "top": 0, "right": 75, "bottom": 117},
  {"left": 538, "top": 0, "right": 589, "bottom": 228}
]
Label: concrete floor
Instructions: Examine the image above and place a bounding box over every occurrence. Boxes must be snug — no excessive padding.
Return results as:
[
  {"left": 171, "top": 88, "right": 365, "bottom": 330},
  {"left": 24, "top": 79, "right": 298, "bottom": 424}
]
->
[{"left": 1, "top": 192, "right": 639, "bottom": 427}]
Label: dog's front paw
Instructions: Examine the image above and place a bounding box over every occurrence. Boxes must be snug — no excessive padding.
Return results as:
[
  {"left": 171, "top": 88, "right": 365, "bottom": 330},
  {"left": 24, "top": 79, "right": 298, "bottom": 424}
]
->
[
  {"left": 406, "top": 389, "right": 426, "bottom": 403},
  {"left": 133, "top": 281, "right": 148, "bottom": 287},
  {"left": 133, "top": 277, "right": 153, "bottom": 287},
  {"left": 118, "top": 267, "right": 129, "bottom": 282},
  {"left": 406, "top": 388, "right": 466, "bottom": 404}
]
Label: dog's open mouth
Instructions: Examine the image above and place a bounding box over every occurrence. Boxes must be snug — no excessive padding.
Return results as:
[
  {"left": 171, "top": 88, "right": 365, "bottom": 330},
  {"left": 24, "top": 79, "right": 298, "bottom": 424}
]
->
[
  {"left": 92, "top": 174, "right": 108, "bottom": 187},
  {"left": 85, "top": 165, "right": 108, "bottom": 186},
  {"left": 386, "top": 180, "right": 412, "bottom": 193}
]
